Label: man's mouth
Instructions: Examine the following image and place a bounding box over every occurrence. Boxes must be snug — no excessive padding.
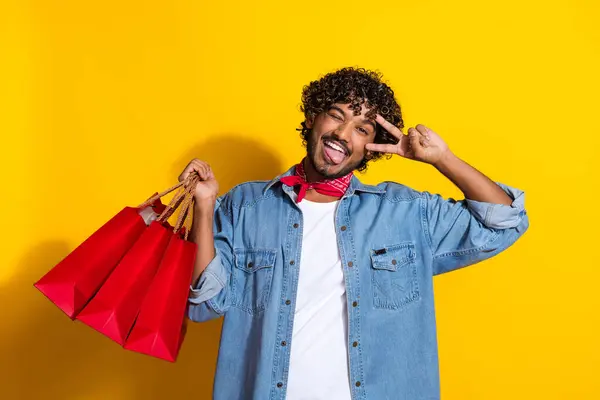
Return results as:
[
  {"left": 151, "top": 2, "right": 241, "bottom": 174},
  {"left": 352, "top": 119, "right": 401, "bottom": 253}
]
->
[{"left": 322, "top": 138, "right": 349, "bottom": 165}]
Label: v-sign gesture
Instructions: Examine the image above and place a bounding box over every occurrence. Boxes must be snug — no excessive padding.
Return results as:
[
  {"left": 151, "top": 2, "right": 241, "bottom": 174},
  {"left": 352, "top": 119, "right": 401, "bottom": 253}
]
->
[{"left": 366, "top": 115, "right": 451, "bottom": 166}]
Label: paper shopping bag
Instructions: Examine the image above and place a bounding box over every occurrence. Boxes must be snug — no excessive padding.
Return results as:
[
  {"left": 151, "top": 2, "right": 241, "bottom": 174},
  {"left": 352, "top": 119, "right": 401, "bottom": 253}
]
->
[
  {"left": 124, "top": 193, "right": 197, "bottom": 362},
  {"left": 76, "top": 174, "right": 200, "bottom": 345},
  {"left": 34, "top": 177, "right": 190, "bottom": 319},
  {"left": 34, "top": 198, "right": 165, "bottom": 319},
  {"left": 75, "top": 220, "right": 173, "bottom": 344}
]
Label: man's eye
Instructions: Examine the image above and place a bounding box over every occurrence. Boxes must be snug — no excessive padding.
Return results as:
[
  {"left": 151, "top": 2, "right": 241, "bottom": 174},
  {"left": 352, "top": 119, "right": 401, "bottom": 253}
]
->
[
  {"left": 358, "top": 127, "right": 368, "bottom": 135},
  {"left": 329, "top": 113, "right": 343, "bottom": 121}
]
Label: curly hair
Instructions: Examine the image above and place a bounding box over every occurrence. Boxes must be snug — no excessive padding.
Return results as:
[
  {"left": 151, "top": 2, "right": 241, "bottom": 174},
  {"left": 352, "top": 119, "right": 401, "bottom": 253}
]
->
[{"left": 298, "top": 67, "right": 403, "bottom": 172}]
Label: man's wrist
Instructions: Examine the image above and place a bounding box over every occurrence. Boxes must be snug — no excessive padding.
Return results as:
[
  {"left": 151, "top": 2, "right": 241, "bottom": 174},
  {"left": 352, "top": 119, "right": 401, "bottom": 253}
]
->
[
  {"left": 432, "top": 149, "right": 458, "bottom": 171},
  {"left": 194, "top": 196, "right": 217, "bottom": 214}
]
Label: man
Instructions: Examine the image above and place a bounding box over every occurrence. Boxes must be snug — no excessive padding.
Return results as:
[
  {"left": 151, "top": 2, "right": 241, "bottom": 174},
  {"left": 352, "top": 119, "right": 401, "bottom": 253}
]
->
[{"left": 180, "top": 67, "right": 528, "bottom": 400}]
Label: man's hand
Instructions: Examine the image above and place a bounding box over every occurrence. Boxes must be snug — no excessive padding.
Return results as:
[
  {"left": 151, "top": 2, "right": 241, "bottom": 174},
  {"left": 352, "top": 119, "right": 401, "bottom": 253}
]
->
[
  {"left": 178, "top": 159, "right": 219, "bottom": 203},
  {"left": 366, "top": 116, "right": 513, "bottom": 205},
  {"left": 365, "top": 115, "right": 451, "bottom": 166},
  {"left": 179, "top": 159, "right": 219, "bottom": 287}
]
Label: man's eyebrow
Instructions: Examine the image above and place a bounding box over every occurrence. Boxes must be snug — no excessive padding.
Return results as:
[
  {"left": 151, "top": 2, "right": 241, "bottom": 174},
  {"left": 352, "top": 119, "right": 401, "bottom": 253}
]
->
[
  {"left": 362, "top": 119, "right": 376, "bottom": 130},
  {"left": 329, "top": 105, "right": 377, "bottom": 129},
  {"left": 328, "top": 105, "right": 376, "bottom": 130},
  {"left": 328, "top": 105, "right": 346, "bottom": 115}
]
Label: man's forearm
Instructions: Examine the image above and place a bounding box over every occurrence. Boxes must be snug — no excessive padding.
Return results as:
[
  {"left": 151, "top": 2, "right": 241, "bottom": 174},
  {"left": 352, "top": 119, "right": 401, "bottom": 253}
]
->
[
  {"left": 189, "top": 198, "right": 217, "bottom": 287},
  {"left": 433, "top": 151, "right": 513, "bottom": 205}
]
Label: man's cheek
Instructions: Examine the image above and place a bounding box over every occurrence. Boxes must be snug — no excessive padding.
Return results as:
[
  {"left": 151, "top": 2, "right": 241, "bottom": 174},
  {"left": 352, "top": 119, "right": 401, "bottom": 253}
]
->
[{"left": 351, "top": 148, "right": 365, "bottom": 161}]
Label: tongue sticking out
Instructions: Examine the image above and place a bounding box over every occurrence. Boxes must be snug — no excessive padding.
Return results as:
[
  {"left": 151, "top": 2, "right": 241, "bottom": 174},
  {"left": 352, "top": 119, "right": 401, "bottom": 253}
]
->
[{"left": 324, "top": 145, "right": 346, "bottom": 165}]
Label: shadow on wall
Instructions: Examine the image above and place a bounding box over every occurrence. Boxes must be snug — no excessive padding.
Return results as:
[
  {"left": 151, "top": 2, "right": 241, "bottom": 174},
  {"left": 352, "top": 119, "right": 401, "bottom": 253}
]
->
[
  {"left": 172, "top": 134, "right": 287, "bottom": 194},
  {"left": 1, "top": 135, "right": 283, "bottom": 400}
]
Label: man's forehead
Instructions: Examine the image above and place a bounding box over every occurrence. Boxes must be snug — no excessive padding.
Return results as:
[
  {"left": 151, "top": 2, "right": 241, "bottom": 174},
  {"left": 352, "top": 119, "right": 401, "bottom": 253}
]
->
[{"left": 330, "top": 102, "right": 375, "bottom": 118}]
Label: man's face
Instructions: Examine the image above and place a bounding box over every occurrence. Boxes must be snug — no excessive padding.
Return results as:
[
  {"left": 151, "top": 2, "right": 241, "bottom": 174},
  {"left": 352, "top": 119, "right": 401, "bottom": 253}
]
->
[{"left": 305, "top": 102, "right": 377, "bottom": 179}]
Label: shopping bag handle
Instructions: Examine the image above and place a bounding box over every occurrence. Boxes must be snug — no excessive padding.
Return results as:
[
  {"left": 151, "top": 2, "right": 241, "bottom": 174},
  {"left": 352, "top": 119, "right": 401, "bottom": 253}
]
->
[
  {"left": 136, "top": 173, "right": 200, "bottom": 234},
  {"left": 172, "top": 175, "right": 200, "bottom": 240},
  {"left": 138, "top": 176, "right": 190, "bottom": 210}
]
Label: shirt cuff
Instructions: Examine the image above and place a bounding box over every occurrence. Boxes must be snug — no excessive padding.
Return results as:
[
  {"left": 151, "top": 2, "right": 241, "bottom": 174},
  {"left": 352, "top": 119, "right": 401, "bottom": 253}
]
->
[
  {"left": 465, "top": 182, "right": 526, "bottom": 229},
  {"left": 188, "top": 253, "right": 227, "bottom": 304}
]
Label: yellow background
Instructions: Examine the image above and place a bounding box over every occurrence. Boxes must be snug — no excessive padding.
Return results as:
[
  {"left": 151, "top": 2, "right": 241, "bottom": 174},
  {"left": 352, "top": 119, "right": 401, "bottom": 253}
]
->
[{"left": 1, "top": 0, "right": 599, "bottom": 399}]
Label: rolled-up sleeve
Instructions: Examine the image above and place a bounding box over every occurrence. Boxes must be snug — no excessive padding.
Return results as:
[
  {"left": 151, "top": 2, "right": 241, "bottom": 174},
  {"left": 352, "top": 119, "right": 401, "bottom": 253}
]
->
[
  {"left": 189, "top": 253, "right": 228, "bottom": 304},
  {"left": 187, "top": 195, "right": 234, "bottom": 322},
  {"left": 422, "top": 182, "right": 529, "bottom": 275},
  {"left": 464, "top": 183, "right": 526, "bottom": 229}
]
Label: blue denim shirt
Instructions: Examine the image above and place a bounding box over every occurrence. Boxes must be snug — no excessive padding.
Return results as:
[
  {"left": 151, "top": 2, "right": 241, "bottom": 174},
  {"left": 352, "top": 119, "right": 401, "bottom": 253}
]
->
[{"left": 188, "top": 165, "right": 529, "bottom": 400}]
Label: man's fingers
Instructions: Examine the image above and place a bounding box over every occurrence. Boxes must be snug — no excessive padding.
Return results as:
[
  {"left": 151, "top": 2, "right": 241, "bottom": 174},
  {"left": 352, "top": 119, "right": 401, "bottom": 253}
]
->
[
  {"left": 196, "top": 164, "right": 210, "bottom": 180},
  {"left": 375, "top": 114, "right": 404, "bottom": 139},
  {"left": 192, "top": 160, "right": 205, "bottom": 172},
  {"left": 365, "top": 143, "right": 400, "bottom": 153},
  {"left": 180, "top": 159, "right": 214, "bottom": 182},
  {"left": 408, "top": 128, "right": 423, "bottom": 152},
  {"left": 415, "top": 124, "right": 430, "bottom": 137}
]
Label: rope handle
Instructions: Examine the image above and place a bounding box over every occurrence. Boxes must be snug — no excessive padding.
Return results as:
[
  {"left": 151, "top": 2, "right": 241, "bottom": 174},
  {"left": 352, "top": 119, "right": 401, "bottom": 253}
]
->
[
  {"left": 178, "top": 191, "right": 198, "bottom": 242},
  {"left": 173, "top": 174, "right": 200, "bottom": 237},
  {"left": 137, "top": 172, "right": 197, "bottom": 210},
  {"left": 182, "top": 197, "right": 194, "bottom": 241},
  {"left": 138, "top": 182, "right": 183, "bottom": 210},
  {"left": 134, "top": 172, "right": 201, "bottom": 239},
  {"left": 136, "top": 173, "right": 197, "bottom": 224},
  {"left": 156, "top": 187, "right": 187, "bottom": 222}
]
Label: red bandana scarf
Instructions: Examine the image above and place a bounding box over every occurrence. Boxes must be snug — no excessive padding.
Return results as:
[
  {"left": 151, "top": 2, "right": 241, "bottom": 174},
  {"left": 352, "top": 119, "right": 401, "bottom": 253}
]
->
[{"left": 279, "top": 159, "right": 353, "bottom": 203}]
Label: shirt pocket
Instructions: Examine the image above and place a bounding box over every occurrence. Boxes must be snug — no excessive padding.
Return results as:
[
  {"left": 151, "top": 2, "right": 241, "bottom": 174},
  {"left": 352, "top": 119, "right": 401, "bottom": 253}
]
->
[
  {"left": 370, "top": 242, "right": 420, "bottom": 310},
  {"left": 231, "top": 248, "right": 277, "bottom": 315}
]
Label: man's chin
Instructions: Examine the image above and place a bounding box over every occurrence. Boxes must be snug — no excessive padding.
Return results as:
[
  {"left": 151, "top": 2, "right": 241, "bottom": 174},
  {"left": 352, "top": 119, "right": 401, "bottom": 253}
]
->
[
  {"left": 307, "top": 152, "right": 359, "bottom": 179},
  {"left": 317, "top": 161, "right": 354, "bottom": 179}
]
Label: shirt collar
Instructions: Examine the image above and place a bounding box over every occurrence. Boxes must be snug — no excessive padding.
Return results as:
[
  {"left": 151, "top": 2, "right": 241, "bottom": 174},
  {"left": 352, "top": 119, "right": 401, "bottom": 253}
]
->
[{"left": 263, "top": 165, "right": 385, "bottom": 197}]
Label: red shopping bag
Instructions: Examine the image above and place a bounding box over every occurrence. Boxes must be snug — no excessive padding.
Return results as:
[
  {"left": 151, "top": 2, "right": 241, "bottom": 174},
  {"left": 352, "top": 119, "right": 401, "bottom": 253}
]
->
[
  {"left": 34, "top": 198, "right": 165, "bottom": 319},
  {"left": 76, "top": 178, "right": 197, "bottom": 344},
  {"left": 124, "top": 191, "right": 197, "bottom": 362},
  {"left": 75, "top": 221, "right": 172, "bottom": 344},
  {"left": 34, "top": 178, "right": 187, "bottom": 319}
]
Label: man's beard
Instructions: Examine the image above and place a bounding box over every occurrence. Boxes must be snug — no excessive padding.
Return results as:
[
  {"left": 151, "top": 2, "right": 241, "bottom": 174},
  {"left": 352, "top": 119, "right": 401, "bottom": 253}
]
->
[{"left": 306, "top": 130, "right": 363, "bottom": 179}]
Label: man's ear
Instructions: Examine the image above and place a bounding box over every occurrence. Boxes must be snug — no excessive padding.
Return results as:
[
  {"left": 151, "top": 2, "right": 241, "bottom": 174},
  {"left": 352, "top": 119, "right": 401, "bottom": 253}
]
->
[{"left": 305, "top": 114, "right": 315, "bottom": 129}]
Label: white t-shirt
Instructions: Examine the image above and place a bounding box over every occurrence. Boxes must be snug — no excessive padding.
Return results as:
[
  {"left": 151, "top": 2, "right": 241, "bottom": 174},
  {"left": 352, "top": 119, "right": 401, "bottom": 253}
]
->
[{"left": 286, "top": 196, "right": 351, "bottom": 400}]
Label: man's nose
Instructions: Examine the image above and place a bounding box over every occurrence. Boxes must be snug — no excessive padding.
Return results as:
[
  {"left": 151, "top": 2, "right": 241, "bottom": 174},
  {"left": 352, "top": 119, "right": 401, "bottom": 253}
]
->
[{"left": 334, "top": 122, "right": 353, "bottom": 142}]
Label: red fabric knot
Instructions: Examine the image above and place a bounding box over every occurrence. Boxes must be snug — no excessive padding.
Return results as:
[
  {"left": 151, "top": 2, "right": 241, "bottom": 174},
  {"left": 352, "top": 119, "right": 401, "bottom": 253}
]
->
[{"left": 279, "top": 159, "right": 352, "bottom": 203}]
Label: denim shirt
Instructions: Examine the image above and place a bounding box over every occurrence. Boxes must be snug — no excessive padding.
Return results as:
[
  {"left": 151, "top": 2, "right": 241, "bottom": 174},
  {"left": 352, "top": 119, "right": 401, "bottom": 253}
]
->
[{"left": 188, "top": 165, "right": 529, "bottom": 400}]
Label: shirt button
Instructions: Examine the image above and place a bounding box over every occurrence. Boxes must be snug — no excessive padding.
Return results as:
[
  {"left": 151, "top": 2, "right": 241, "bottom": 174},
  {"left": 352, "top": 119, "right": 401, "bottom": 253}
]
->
[
  {"left": 285, "top": 299, "right": 291, "bottom": 305},
  {"left": 352, "top": 341, "right": 358, "bottom": 347},
  {"left": 290, "top": 260, "right": 295, "bottom": 265},
  {"left": 347, "top": 261, "right": 353, "bottom": 267},
  {"left": 355, "top": 381, "right": 361, "bottom": 387},
  {"left": 247, "top": 262, "right": 254, "bottom": 268},
  {"left": 293, "top": 223, "right": 299, "bottom": 228},
  {"left": 352, "top": 301, "right": 358, "bottom": 307},
  {"left": 281, "top": 341, "right": 287, "bottom": 346},
  {"left": 341, "top": 225, "right": 347, "bottom": 231},
  {"left": 277, "top": 382, "right": 283, "bottom": 388},
  {"left": 391, "top": 259, "right": 397, "bottom": 265}
]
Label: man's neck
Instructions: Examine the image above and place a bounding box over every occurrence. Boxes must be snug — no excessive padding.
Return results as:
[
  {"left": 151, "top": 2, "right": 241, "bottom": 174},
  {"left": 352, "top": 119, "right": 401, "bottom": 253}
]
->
[
  {"left": 299, "top": 158, "right": 347, "bottom": 203},
  {"left": 302, "top": 158, "right": 325, "bottom": 183}
]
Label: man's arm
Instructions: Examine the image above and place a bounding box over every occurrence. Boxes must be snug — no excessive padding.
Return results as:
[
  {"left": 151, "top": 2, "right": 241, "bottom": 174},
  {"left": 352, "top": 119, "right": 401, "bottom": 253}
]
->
[
  {"left": 367, "top": 118, "right": 513, "bottom": 206},
  {"left": 432, "top": 151, "right": 513, "bottom": 206},
  {"left": 189, "top": 198, "right": 217, "bottom": 287},
  {"left": 367, "top": 119, "right": 528, "bottom": 275},
  {"left": 179, "top": 159, "right": 233, "bottom": 321}
]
